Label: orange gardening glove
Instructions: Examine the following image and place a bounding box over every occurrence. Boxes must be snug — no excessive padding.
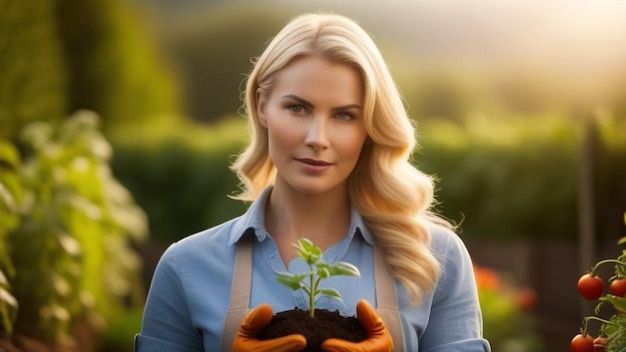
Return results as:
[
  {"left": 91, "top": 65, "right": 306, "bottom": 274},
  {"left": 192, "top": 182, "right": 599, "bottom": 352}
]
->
[
  {"left": 231, "top": 303, "right": 307, "bottom": 352},
  {"left": 321, "top": 300, "right": 393, "bottom": 352}
]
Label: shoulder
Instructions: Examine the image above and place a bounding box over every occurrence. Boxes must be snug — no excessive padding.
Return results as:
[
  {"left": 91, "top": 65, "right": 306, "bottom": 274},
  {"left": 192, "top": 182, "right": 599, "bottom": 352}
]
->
[
  {"left": 428, "top": 222, "right": 466, "bottom": 253},
  {"left": 157, "top": 217, "right": 241, "bottom": 271},
  {"left": 426, "top": 221, "right": 474, "bottom": 273}
]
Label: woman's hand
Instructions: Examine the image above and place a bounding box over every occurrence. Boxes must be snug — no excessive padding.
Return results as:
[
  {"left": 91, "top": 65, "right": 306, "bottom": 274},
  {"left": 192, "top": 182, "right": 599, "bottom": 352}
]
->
[
  {"left": 321, "top": 300, "right": 393, "bottom": 352},
  {"left": 232, "top": 303, "right": 307, "bottom": 352}
]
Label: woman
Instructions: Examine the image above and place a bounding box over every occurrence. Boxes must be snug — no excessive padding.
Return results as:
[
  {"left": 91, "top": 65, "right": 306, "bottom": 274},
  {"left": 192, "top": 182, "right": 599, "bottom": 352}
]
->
[{"left": 136, "top": 12, "right": 490, "bottom": 352}]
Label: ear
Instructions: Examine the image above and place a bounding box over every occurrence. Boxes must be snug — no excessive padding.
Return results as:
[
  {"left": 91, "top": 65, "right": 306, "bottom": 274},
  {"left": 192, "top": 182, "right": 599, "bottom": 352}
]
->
[{"left": 256, "top": 92, "right": 268, "bottom": 128}]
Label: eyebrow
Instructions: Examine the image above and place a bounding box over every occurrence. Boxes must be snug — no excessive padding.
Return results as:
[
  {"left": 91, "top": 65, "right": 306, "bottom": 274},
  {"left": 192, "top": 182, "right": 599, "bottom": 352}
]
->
[{"left": 282, "top": 94, "right": 362, "bottom": 111}]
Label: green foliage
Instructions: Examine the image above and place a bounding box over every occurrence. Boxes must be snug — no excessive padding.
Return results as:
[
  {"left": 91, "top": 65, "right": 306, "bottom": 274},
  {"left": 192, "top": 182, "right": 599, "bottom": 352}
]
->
[
  {"left": 5, "top": 111, "right": 147, "bottom": 343},
  {"left": 594, "top": 111, "right": 626, "bottom": 241},
  {"left": 602, "top": 312, "right": 626, "bottom": 352},
  {"left": 54, "top": 0, "right": 182, "bottom": 134},
  {"left": 159, "top": 4, "right": 291, "bottom": 122},
  {"left": 418, "top": 113, "right": 582, "bottom": 240},
  {"left": 578, "top": 214, "right": 626, "bottom": 352},
  {"left": 110, "top": 117, "right": 248, "bottom": 242},
  {"left": 98, "top": 307, "right": 143, "bottom": 352},
  {"left": 0, "top": 0, "right": 183, "bottom": 142},
  {"left": 0, "top": 141, "right": 21, "bottom": 336},
  {"left": 474, "top": 265, "right": 543, "bottom": 351},
  {"left": 479, "top": 290, "right": 542, "bottom": 351},
  {"left": 0, "top": 0, "right": 67, "bottom": 140},
  {"left": 275, "top": 238, "right": 360, "bottom": 318}
]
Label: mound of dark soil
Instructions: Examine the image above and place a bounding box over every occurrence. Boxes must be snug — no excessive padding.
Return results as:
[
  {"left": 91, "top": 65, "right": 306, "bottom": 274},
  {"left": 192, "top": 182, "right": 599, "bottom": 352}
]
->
[{"left": 258, "top": 308, "right": 367, "bottom": 352}]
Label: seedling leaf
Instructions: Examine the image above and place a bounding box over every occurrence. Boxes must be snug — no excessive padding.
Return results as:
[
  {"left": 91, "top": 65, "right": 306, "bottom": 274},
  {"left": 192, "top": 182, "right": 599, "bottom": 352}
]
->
[
  {"left": 317, "top": 288, "right": 342, "bottom": 300},
  {"left": 275, "top": 237, "right": 361, "bottom": 318},
  {"left": 276, "top": 272, "right": 306, "bottom": 291},
  {"left": 328, "top": 262, "right": 360, "bottom": 277}
]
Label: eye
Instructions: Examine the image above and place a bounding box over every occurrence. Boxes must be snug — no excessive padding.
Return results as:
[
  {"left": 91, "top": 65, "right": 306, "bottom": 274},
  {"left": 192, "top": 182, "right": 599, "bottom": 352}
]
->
[
  {"left": 288, "top": 105, "right": 305, "bottom": 113},
  {"left": 336, "top": 112, "right": 353, "bottom": 121}
]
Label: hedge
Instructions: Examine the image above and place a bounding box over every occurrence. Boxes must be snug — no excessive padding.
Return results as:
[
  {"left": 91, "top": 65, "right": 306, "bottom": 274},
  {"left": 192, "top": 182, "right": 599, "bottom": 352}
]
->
[{"left": 110, "top": 118, "right": 249, "bottom": 243}]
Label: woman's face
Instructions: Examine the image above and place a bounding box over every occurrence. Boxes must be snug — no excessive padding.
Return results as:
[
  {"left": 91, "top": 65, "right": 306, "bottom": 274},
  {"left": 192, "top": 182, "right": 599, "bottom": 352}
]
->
[{"left": 257, "top": 55, "right": 368, "bottom": 196}]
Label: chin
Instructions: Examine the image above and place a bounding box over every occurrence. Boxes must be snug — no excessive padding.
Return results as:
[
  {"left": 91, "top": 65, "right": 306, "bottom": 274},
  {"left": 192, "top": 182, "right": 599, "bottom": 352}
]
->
[{"left": 287, "top": 180, "right": 345, "bottom": 196}]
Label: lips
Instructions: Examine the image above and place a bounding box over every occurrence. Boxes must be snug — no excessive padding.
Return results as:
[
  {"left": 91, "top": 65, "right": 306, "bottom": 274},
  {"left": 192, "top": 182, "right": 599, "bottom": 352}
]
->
[{"left": 296, "top": 158, "right": 332, "bottom": 166}]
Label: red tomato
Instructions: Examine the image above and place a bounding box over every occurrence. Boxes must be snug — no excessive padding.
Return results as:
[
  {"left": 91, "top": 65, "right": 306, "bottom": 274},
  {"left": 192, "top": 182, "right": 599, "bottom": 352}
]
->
[
  {"left": 610, "top": 278, "right": 626, "bottom": 297},
  {"left": 571, "top": 333, "right": 594, "bottom": 352},
  {"left": 578, "top": 274, "right": 604, "bottom": 300}
]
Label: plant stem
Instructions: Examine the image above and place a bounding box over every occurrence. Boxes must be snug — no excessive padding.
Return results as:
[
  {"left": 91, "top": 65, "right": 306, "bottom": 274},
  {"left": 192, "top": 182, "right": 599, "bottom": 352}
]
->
[
  {"left": 582, "top": 315, "right": 616, "bottom": 335},
  {"left": 591, "top": 259, "right": 626, "bottom": 275},
  {"left": 309, "top": 264, "right": 315, "bottom": 318}
]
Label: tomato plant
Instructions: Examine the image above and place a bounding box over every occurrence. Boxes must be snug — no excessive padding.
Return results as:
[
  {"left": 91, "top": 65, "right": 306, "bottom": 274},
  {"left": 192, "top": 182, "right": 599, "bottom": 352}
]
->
[
  {"left": 578, "top": 274, "right": 604, "bottom": 300},
  {"left": 572, "top": 212, "right": 626, "bottom": 352},
  {"left": 570, "top": 333, "right": 594, "bottom": 352}
]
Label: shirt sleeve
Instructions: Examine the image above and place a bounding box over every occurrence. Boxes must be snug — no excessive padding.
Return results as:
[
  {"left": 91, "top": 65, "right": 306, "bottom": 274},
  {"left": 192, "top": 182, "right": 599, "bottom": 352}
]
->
[
  {"left": 135, "top": 242, "right": 204, "bottom": 352},
  {"left": 420, "top": 228, "right": 492, "bottom": 352}
]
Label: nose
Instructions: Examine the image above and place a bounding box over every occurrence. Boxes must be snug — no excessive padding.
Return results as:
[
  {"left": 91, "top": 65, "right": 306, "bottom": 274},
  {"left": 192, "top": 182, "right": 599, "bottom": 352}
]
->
[{"left": 304, "top": 115, "right": 329, "bottom": 150}]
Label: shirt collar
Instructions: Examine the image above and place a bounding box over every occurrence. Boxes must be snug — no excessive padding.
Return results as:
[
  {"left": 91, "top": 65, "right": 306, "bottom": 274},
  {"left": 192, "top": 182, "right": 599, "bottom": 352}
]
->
[
  {"left": 349, "top": 206, "right": 374, "bottom": 245},
  {"left": 228, "top": 186, "right": 374, "bottom": 246},
  {"left": 228, "top": 187, "right": 272, "bottom": 245}
]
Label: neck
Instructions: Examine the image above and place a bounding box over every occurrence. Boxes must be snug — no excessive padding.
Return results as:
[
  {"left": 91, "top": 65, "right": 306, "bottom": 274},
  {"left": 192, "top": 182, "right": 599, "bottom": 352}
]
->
[{"left": 265, "top": 184, "right": 352, "bottom": 254}]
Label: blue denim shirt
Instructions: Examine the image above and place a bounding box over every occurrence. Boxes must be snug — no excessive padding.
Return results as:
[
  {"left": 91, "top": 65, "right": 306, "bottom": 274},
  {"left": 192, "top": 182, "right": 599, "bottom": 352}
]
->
[{"left": 135, "top": 188, "right": 490, "bottom": 351}]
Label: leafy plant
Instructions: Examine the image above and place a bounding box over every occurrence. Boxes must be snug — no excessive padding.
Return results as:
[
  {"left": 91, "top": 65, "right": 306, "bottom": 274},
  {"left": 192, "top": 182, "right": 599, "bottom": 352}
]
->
[
  {"left": 275, "top": 238, "right": 360, "bottom": 318},
  {"left": 573, "top": 212, "right": 626, "bottom": 352},
  {"left": 474, "top": 265, "right": 543, "bottom": 351},
  {"left": 1, "top": 111, "right": 147, "bottom": 344},
  {"left": 0, "top": 140, "right": 21, "bottom": 336}
]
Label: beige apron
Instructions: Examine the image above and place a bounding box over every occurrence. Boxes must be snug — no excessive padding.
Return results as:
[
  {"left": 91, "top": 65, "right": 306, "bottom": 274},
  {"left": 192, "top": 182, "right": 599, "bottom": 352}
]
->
[{"left": 220, "top": 237, "right": 404, "bottom": 351}]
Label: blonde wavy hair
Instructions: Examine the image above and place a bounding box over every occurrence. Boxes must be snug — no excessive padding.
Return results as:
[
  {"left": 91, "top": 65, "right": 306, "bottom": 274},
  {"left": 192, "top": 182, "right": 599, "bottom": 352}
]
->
[{"left": 231, "top": 12, "right": 450, "bottom": 304}]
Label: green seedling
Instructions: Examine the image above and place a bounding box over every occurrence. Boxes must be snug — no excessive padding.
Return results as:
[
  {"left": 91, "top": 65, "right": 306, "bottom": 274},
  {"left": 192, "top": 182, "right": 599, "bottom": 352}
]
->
[{"left": 275, "top": 238, "right": 361, "bottom": 318}]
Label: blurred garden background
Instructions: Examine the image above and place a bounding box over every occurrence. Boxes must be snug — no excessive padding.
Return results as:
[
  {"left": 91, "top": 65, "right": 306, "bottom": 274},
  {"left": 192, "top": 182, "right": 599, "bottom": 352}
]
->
[{"left": 1, "top": 0, "right": 625, "bottom": 351}]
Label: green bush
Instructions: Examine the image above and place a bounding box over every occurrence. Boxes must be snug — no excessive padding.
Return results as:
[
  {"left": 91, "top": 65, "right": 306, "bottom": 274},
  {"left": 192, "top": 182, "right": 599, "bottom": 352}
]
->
[
  {"left": 474, "top": 265, "right": 543, "bottom": 351},
  {"left": 159, "top": 4, "right": 292, "bottom": 122},
  {"left": 0, "top": 0, "right": 67, "bottom": 140},
  {"left": 98, "top": 307, "right": 143, "bottom": 352},
  {"left": 54, "top": 0, "right": 182, "bottom": 134},
  {"left": 418, "top": 112, "right": 626, "bottom": 241},
  {"left": 110, "top": 117, "right": 248, "bottom": 242},
  {"left": 595, "top": 110, "right": 626, "bottom": 241},
  {"left": 2, "top": 111, "right": 147, "bottom": 344},
  {"left": 0, "top": 0, "right": 182, "bottom": 141},
  {"left": 0, "top": 141, "right": 21, "bottom": 336},
  {"left": 418, "top": 113, "right": 580, "bottom": 240}
]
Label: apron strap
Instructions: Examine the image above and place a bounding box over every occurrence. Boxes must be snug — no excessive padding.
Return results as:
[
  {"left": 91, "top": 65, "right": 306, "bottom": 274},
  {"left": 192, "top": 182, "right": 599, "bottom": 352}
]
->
[
  {"left": 374, "top": 245, "right": 404, "bottom": 351},
  {"left": 220, "top": 236, "right": 252, "bottom": 352},
  {"left": 221, "top": 236, "right": 404, "bottom": 351}
]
